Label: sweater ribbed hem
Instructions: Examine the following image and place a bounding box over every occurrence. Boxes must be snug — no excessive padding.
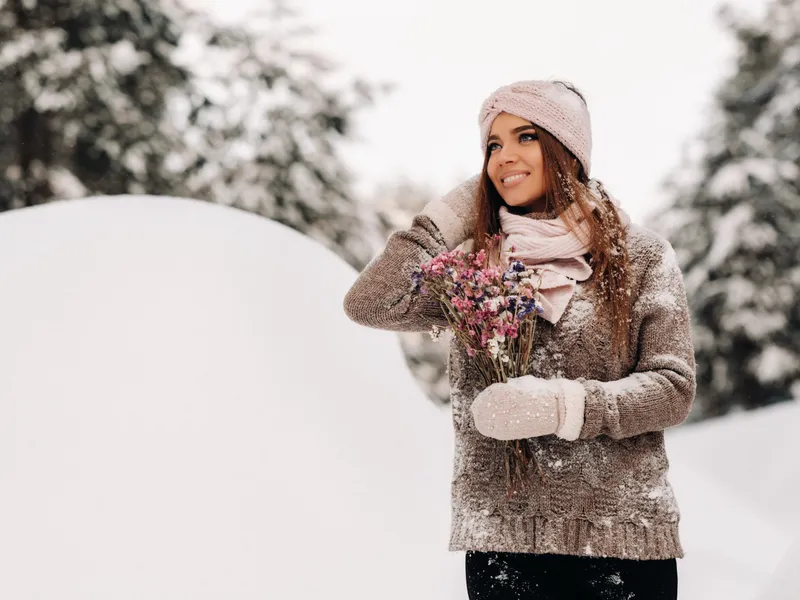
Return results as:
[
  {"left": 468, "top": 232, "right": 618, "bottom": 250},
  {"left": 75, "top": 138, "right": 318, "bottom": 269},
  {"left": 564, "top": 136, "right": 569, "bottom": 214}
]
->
[{"left": 448, "top": 512, "right": 683, "bottom": 560}]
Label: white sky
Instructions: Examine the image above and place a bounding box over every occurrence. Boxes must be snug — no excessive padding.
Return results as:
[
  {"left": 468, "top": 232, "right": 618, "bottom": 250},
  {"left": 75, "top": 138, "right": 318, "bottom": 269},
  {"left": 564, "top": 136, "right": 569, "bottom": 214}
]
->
[{"left": 189, "top": 0, "right": 768, "bottom": 224}]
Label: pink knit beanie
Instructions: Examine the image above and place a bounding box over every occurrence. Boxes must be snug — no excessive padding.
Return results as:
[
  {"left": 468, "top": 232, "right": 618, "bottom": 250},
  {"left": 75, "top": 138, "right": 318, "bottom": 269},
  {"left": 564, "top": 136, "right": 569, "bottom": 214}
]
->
[{"left": 479, "top": 80, "right": 592, "bottom": 176}]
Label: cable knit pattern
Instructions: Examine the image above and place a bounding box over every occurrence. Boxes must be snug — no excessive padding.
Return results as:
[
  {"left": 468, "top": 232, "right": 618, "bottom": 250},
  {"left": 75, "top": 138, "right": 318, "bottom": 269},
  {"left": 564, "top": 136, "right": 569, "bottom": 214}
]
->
[
  {"left": 343, "top": 214, "right": 697, "bottom": 560},
  {"left": 479, "top": 80, "right": 593, "bottom": 175}
]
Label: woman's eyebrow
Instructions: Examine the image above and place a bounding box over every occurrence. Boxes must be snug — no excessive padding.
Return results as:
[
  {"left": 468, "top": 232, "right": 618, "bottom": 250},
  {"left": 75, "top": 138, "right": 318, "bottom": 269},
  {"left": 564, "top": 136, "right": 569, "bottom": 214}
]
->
[{"left": 487, "top": 125, "right": 537, "bottom": 142}]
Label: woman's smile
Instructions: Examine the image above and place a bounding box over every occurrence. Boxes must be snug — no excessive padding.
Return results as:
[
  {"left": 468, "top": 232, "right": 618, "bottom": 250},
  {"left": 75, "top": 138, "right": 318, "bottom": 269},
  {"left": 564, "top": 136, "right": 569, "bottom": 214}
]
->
[{"left": 500, "top": 171, "right": 530, "bottom": 188}]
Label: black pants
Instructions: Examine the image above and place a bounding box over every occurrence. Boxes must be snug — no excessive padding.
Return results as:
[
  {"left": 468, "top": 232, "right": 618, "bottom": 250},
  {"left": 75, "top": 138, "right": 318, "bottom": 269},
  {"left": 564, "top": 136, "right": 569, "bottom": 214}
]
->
[{"left": 465, "top": 551, "right": 678, "bottom": 600}]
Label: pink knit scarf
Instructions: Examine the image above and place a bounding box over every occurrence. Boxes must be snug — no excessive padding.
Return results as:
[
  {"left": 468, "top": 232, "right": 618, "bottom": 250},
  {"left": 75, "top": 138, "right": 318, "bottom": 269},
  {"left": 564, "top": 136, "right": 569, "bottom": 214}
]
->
[{"left": 498, "top": 187, "right": 631, "bottom": 324}]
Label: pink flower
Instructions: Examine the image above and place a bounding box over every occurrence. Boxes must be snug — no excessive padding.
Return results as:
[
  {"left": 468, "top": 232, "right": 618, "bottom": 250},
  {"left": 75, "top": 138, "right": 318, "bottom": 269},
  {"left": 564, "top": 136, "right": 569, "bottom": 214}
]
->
[{"left": 412, "top": 243, "right": 542, "bottom": 376}]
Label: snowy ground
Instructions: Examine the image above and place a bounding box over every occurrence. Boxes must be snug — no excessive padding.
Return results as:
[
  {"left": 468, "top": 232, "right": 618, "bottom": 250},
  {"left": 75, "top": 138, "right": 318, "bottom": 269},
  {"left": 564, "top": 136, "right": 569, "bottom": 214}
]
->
[
  {"left": 666, "top": 401, "right": 799, "bottom": 599},
  {"left": 0, "top": 196, "right": 795, "bottom": 598},
  {"left": 755, "top": 530, "right": 800, "bottom": 600}
]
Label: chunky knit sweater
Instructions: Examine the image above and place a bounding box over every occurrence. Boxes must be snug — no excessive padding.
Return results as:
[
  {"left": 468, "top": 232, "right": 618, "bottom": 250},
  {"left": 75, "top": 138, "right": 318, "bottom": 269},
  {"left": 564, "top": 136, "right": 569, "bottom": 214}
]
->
[{"left": 343, "top": 211, "right": 696, "bottom": 561}]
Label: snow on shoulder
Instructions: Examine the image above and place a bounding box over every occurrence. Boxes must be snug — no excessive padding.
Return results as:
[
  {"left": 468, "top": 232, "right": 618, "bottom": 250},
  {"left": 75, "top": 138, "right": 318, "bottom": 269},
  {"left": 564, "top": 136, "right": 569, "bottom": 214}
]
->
[{"left": 0, "top": 196, "right": 461, "bottom": 599}]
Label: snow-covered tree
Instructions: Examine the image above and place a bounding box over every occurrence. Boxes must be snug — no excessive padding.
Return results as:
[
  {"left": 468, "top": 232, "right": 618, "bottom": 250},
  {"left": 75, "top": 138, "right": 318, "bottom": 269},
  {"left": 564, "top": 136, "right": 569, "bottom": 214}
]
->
[
  {"left": 0, "top": 0, "right": 192, "bottom": 207},
  {"left": 653, "top": 0, "right": 800, "bottom": 419},
  {"left": 173, "top": 2, "right": 385, "bottom": 268},
  {"left": 0, "top": 0, "right": 381, "bottom": 269}
]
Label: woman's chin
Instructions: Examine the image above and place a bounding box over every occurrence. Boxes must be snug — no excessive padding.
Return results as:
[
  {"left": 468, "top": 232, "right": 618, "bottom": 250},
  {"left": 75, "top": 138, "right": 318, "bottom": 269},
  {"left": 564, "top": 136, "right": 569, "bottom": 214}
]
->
[
  {"left": 502, "top": 194, "right": 528, "bottom": 207},
  {"left": 504, "top": 196, "right": 546, "bottom": 213}
]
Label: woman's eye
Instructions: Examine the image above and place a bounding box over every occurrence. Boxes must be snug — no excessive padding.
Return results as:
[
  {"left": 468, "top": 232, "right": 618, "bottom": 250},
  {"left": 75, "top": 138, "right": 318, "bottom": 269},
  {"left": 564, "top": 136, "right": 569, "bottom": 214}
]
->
[{"left": 488, "top": 132, "right": 537, "bottom": 153}]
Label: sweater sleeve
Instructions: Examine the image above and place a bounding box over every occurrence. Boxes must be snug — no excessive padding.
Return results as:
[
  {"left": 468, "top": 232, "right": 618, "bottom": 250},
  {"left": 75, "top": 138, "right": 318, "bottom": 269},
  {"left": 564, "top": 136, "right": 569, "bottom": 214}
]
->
[
  {"left": 575, "top": 240, "right": 697, "bottom": 440},
  {"left": 342, "top": 214, "right": 452, "bottom": 332}
]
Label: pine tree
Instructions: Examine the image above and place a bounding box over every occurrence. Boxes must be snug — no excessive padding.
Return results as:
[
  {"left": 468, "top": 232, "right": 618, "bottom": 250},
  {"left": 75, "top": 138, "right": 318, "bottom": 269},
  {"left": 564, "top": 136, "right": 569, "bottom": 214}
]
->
[
  {"left": 654, "top": 0, "right": 800, "bottom": 419},
  {"left": 0, "top": 0, "right": 381, "bottom": 269},
  {"left": 0, "top": 0, "right": 192, "bottom": 208},
  {"left": 173, "top": 2, "right": 385, "bottom": 268}
]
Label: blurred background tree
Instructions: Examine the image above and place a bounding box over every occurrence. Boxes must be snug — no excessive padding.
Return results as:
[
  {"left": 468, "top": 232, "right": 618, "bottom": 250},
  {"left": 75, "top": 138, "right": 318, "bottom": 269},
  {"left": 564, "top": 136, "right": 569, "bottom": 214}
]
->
[
  {"left": 0, "top": 0, "right": 382, "bottom": 269},
  {"left": 172, "top": 2, "right": 386, "bottom": 269},
  {"left": 653, "top": 0, "right": 800, "bottom": 420},
  {"left": 0, "top": 0, "right": 191, "bottom": 207}
]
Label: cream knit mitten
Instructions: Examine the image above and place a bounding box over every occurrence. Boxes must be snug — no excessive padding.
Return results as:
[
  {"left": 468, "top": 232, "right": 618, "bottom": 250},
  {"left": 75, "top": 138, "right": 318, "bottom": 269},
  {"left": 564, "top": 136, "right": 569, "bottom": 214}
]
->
[
  {"left": 419, "top": 174, "right": 481, "bottom": 250},
  {"left": 471, "top": 375, "right": 586, "bottom": 441}
]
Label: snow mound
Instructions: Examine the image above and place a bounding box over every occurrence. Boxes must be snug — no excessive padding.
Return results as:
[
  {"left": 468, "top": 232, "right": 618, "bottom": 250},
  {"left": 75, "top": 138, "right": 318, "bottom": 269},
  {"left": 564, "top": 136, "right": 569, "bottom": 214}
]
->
[
  {"left": 0, "top": 196, "right": 461, "bottom": 599},
  {"left": 669, "top": 401, "right": 800, "bottom": 524},
  {"left": 667, "top": 400, "right": 800, "bottom": 599},
  {"left": 757, "top": 530, "right": 800, "bottom": 600}
]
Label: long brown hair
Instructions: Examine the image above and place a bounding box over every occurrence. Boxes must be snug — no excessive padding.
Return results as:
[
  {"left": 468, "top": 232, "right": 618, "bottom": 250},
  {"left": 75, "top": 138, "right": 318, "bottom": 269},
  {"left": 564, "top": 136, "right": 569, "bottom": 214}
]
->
[{"left": 473, "top": 87, "right": 632, "bottom": 358}]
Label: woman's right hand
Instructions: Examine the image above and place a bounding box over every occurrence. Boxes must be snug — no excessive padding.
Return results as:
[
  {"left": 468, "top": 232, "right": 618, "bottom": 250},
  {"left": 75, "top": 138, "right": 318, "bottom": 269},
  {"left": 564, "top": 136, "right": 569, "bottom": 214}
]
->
[{"left": 419, "top": 174, "right": 481, "bottom": 250}]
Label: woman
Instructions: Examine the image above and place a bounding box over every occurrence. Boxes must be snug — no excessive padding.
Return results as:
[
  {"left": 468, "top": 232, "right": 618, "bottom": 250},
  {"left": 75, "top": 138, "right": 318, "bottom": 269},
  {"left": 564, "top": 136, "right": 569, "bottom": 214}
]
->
[{"left": 343, "top": 80, "right": 695, "bottom": 600}]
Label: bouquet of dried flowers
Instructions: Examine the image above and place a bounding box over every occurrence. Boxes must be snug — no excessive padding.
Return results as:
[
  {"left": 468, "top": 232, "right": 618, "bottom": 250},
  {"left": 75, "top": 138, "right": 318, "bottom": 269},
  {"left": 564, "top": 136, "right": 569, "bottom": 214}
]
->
[{"left": 411, "top": 237, "right": 546, "bottom": 497}]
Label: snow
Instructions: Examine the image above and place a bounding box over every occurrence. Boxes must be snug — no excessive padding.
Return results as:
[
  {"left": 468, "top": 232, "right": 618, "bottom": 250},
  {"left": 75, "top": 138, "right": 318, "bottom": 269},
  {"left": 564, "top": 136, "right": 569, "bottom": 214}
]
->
[
  {"left": 723, "top": 309, "right": 788, "bottom": 341},
  {"left": 602, "top": 372, "right": 648, "bottom": 395},
  {"left": 667, "top": 400, "right": 800, "bottom": 598},
  {"left": 684, "top": 202, "right": 757, "bottom": 297},
  {"left": 749, "top": 345, "right": 799, "bottom": 384},
  {"left": 648, "top": 290, "right": 679, "bottom": 310},
  {"left": 108, "top": 40, "right": 146, "bottom": 75},
  {"left": 0, "top": 196, "right": 462, "bottom": 599},
  {"left": 740, "top": 221, "right": 778, "bottom": 251},
  {"left": 0, "top": 195, "right": 796, "bottom": 598},
  {"left": 666, "top": 462, "right": 788, "bottom": 599},
  {"left": 757, "top": 531, "right": 800, "bottom": 599},
  {"left": 48, "top": 167, "right": 88, "bottom": 200},
  {"left": 706, "top": 159, "right": 777, "bottom": 198},
  {"left": 705, "top": 203, "right": 753, "bottom": 270},
  {"left": 560, "top": 294, "right": 594, "bottom": 333},
  {"left": 0, "top": 29, "right": 64, "bottom": 71}
]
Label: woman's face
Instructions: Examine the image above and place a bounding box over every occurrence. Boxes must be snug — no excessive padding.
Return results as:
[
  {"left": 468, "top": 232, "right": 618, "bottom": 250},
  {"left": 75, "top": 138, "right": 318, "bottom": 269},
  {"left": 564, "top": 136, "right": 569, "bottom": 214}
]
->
[{"left": 486, "top": 112, "right": 547, "bottom": 211}]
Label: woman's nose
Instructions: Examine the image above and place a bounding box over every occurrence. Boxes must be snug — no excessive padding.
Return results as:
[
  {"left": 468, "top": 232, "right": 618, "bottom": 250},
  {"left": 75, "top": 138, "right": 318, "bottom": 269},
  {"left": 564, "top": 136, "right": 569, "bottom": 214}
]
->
[{"left": 498, "top": 146, "right": 518, "bottom": 163}]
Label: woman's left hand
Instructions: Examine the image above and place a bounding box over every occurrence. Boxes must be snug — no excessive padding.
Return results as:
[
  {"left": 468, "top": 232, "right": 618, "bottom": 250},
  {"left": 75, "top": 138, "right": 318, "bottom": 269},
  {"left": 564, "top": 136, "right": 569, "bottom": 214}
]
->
[{"left": 470, "top": 376, "right": 563, "bottom": 441}]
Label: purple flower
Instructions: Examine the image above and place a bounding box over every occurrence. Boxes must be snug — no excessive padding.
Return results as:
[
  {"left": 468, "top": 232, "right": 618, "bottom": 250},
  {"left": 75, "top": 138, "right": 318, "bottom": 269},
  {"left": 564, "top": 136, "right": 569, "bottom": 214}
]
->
[{"left": 411, "top": 270, "right": 424, "bottom": 291}]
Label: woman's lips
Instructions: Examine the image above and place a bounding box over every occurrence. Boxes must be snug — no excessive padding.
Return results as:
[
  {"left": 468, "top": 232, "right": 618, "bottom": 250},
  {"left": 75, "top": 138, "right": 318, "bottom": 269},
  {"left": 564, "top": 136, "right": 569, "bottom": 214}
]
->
[{"left": 502, "top": 173, "right": 529, "bottom": 189}]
